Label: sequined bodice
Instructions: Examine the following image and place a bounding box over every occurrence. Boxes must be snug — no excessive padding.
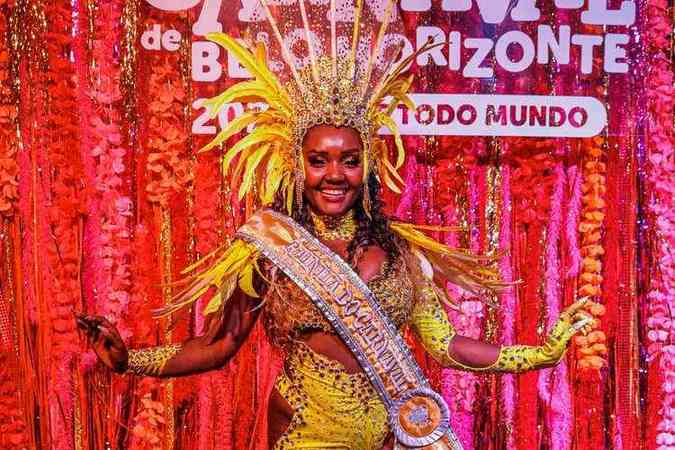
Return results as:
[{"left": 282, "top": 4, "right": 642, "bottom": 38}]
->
[{"left": 263, "top": 254, "right": 415, "bottom": 349}]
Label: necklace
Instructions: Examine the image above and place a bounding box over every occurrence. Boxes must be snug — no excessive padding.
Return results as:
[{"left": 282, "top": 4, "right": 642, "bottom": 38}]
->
[{"left": 310, "top": 209, "right": 357, "bottom": 241}]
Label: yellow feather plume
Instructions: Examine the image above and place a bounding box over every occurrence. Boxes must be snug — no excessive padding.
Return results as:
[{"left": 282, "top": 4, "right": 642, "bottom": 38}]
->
[
  {"left": 154, "top": 239, "right": 260, "bottom": 318},
  {"left": 390, "top": 222, "right": 511, "bottom": 295},
  {"left": 199, "top": 111, "right": 258, "bottom": 154}
]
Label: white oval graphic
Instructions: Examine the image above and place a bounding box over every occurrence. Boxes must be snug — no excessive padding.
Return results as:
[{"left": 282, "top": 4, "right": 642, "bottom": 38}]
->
[{"left": 380, "top": 94, "right": 607, "bottom": 137}]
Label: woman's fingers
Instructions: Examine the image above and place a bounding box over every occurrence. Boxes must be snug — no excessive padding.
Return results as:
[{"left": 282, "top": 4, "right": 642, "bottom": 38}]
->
[{"left": 563, "top": 297, "right": 590, "bottom": 317}]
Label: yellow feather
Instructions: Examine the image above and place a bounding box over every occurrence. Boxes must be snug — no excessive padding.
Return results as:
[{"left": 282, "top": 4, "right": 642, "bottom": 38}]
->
[
  {"left": 376, "top": 114, "right": 406, "bottom": 169},
  {"left": 256, "top": 110, "right": 287, "bottom": 124},
  {"left": 222, "top": 125, "right": 289, "bottom": 174},
  {"left": 285, "top": 177, "right": 294, "bottom": 215},
  {"left": 199, "top": 112, "right": 258, "bottom": 154},
  {"left": 155, "top": 240, "right": 260, "bottom": 318},
  {"left": 202, "top": 80, "right": 285, "bottom": 116},
  {"left": 207, "top": 32, "right": 291, "bottom": 113},
  {"left": 263, "top": 153, "right": 285, "bottom": 204},
  {"left": 202, "top": 285, "right": 225, "bottom": 316},
  {"left": 374, "top": 41, "right": 442, "bottom": 106},
  {"left": 238, "top": 144, "right": 271, "bottom": 199},
  {"left": 391, "top": 223, "right": 477, "bottom": 261},
  {"left": 255, "top": 41, "right": 267, "bottom": 66},
  {"left": 381, "top": 170, "right": 402, "bottom": 194},
  {"left": 238, "top": 263, "right": 259, "bottom": 298},
  {"left": 381, "top": 153, "right": 405, "bottom": 189},
  {"left": 207, "top": 33, "right": 282, "bottom": 94},
  {"left": 372, "top": 75, "right": 414, "bottom": 114},
  {"left": 179, "top": 243, "right": 229, "bottom": 274}
]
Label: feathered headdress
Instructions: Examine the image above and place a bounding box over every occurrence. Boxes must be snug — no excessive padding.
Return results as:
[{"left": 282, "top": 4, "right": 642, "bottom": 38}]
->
[{"left": 198, "top": 0, "right": 437, "bottom": 213}]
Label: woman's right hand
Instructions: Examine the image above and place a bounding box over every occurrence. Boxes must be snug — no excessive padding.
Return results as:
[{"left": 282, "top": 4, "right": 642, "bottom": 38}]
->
[{"left": 75, "top": 313, "right": 129, "bottom": 373}]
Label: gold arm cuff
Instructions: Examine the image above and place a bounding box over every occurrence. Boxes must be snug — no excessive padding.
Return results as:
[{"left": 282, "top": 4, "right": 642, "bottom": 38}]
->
[{"left": 126, "top": 344, "right": 182, "bottom": 377}]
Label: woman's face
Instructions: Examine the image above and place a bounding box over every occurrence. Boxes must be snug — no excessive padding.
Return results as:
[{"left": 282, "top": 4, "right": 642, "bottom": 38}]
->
[{"left": 302, "top": 125, "right": 364, "bottom": 216}]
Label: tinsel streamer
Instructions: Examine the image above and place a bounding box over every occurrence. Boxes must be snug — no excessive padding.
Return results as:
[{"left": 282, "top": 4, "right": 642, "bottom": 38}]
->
[
  {"left": 608, "top": 11, "right": 642, "bottom": 448},
  {"left": 465, "top": 164, "right": 485, "bottom": 450},
  {"left": 191, "top": 80, "right": 225, "bottom": 450},
  {"left": 0, "top": 10, "right": 31, "bottom": 426},
  {"left": 158, "top": 206, "right": 175, "bottom": 450},
  {"left": 537, "top": 163, "right": 573, "bottom": 450},
  {"left": 16, "top": 1, "right": 50, "bottom": 445},
  {"left": 120, "top": 0, "right": 140, "bottom": 136},
  {"left": 0, "top": 5, "right": 19, "bottom": 223},
  {"left": 642, "top": 1, "right": 675, "bottom": 448},
  {"left": 434, "top": 152, "right": 478, "bottom": 449},
  {"left": 498, "top": 164, "right": 516, "bottom": 450},
  {"left": 510, "top": 146, "right": 556, "bottom": 449},
  {"left": 0, "top": 13, "right": 22, "bottom": 447},
  {"left": 127, "top": 224, "right": 163, "bottom": 450}
]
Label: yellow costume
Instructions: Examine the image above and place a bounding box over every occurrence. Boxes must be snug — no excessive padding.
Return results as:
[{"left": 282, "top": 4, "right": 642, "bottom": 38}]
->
[{"left": 266, "top": 248, "right": 456, "bottom": 449}]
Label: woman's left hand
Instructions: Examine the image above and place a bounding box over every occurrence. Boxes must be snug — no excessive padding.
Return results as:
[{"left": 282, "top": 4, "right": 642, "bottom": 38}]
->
[{"left": 541, "top": 298, "right": 601, "bottom": 362}]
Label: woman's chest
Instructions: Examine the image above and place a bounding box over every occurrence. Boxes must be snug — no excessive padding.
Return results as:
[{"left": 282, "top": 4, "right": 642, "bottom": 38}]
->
[{"left": 262, "top": 255, "right": 415, "bottom": 347}]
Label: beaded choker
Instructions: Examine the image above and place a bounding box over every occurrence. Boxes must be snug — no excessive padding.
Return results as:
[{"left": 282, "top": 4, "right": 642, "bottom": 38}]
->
[{"left": 310, "top": 209, "right": 357, "bottom": 241}]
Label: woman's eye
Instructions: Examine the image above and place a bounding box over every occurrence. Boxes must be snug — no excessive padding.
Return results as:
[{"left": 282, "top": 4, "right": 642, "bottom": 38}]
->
[
  {"left": 308, "top": 157, "right": 326, "bottom": 166},
  {"left": 344, "top": 158, "right": 360, "bottom": 167}
]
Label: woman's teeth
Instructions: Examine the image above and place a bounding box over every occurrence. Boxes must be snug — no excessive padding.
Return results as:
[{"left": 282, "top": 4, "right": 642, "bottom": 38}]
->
[{"left": 320, "top": 189, "right": 347, "bottom": 199}]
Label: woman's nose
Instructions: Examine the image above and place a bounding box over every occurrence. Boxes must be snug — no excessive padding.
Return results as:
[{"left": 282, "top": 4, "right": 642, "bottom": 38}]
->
[{"left": 325, "top": 162, "right": 345, "bottom": 182}]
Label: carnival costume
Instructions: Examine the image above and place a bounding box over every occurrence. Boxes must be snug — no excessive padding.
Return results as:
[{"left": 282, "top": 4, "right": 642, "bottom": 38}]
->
[{"left": 125, "top": 1, "right": 588, "bottom": 449}]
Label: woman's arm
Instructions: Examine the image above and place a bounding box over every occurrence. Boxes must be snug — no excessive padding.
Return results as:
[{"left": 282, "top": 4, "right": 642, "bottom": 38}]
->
[
  {"left": 136, "top": 290, "right": 262, "bottom": 377},
  {"left": 78, "top": 288, "right": 262, "bottom": 378},
  {"left": 410, "top": 282, "right": 598, "bottom": 373}
]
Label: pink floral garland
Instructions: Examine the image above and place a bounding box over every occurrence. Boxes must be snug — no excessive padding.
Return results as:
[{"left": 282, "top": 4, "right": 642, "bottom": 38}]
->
[
  {"left": 644, "top": 1, "right": 675, "bottom": 448},
  {"left": 83, "top": 0, "right": 133, "bottom": 342}
]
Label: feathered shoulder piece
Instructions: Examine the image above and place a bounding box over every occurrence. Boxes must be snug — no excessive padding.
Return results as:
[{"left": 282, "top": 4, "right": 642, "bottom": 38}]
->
[
  {"left": 154, "top": 239, "right": 261, "bottom": 319},
  {"left": 389, "top": 222, "right": 511, "bottom": 298}
]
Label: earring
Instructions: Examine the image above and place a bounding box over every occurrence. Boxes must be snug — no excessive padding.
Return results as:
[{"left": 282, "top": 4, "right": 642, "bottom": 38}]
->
[
  {"left": 294, "top": 163, "right": 304, "bottom": 213},
  {"left": 361, "top": 145, "right": 372, "bottom": 219}
]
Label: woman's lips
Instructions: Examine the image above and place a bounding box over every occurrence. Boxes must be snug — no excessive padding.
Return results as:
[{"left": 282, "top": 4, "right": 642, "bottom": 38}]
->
[{"left": 319, "top": 188, "right": 347, "bottom": 202}]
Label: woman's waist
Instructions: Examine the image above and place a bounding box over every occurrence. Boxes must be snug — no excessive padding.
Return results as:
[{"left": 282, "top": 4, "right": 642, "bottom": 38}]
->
[{"left": 282, "top": 339, "right": 376, "bottom": 396}]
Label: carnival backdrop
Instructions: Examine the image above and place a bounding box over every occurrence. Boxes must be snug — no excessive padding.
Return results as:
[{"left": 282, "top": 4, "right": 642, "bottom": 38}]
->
[{"left": 0, "top": 0, "right": 672, "bottom": 449}]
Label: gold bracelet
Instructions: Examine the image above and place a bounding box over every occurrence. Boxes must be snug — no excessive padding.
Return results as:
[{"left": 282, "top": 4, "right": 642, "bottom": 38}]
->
[{"left": 126, "top": 344, "right": 182, "bottom": 377}]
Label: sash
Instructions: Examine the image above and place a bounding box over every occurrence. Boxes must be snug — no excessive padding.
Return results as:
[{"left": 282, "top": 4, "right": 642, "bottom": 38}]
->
[{"left": 237, "top": 210, "right": 463, "bottom": 450}]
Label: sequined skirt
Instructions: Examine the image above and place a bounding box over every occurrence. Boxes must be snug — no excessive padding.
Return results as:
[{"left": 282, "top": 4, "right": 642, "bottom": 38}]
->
[{"left": 273, "top": 341, "right": 389, "bottom": 450}]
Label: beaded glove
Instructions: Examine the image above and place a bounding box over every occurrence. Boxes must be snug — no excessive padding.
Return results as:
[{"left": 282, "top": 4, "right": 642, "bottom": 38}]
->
[{"left": 447, "top": 300, "right": 594, "bottom": 373}]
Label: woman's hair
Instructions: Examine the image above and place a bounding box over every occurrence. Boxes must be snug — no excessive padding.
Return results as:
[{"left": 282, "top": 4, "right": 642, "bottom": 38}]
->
[{"left": 271, "top": 173, "right": 400, "bottom": 266}]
